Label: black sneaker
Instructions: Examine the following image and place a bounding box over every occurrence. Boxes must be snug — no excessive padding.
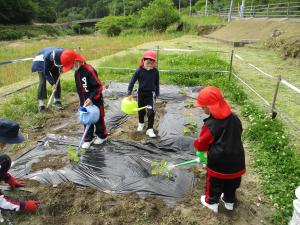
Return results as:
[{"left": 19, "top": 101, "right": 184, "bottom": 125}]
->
[
  {"left": 39, "top": 105, "right": 46, "bottom": 112},
  {"left": 53, "top": 101, "right": 64, "bottom": 110}
]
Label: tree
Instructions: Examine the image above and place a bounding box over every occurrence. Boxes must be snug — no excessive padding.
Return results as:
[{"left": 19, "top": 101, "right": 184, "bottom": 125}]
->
[
  {"left": 138, "top": 0, "right": 180, "bottom": 31},
  {"left": 33, "top": 0, "right": 57, "bottom": 23},
  {"left": 0, "top": 0, "right": 36, "bottom": 24}
]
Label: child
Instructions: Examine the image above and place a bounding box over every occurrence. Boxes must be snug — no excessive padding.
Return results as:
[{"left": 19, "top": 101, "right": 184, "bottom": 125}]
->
[
  {"left": 127, "top": 50, "right": 160, "bottom": 138},
  {"left": 193, "top": 86, "right": 246, "bottom": 213},
  {"left": 0, "top": 119, "right": 39, "bottom": 212},
  {"left": 73, "top": 53, "right": 108, "bottom": 149},
  {"left": 32, "top": 47, "right": 76, "bottom": 112}
]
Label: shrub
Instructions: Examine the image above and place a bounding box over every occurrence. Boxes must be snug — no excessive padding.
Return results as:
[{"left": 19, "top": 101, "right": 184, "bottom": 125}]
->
[
  {"left": 106, "top": 25, "right": 122, "bottom": 37},
  {"left": 96, "top": 15, "right": 135, "bottom": 34},
  {"left": 138, "top": 0, "right": 180, "bottom": 31}
]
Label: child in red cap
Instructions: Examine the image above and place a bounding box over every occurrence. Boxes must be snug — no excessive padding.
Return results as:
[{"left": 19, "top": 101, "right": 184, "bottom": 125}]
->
[
  {"left": 73, "top": 54, "right": 108, "bottom": 149},
  {"left": 193, "top": 86, "right": 246, "bottom": 213},
  {"left": 127, "top": 50, "right": 160, "bottom": 138}
]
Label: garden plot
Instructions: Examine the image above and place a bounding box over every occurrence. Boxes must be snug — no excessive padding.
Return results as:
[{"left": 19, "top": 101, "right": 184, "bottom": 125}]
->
[
  {"left": 4, "top": 82, "right": 273, "bottom": 225},
  {"left": 10, "top": 82, "right": 205, "bottom": 203}
]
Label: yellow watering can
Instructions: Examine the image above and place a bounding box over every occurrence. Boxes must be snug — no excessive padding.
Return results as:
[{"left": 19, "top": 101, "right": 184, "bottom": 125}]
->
[{"left": 121, "top": 97, "right": 152, "bottom": 115}]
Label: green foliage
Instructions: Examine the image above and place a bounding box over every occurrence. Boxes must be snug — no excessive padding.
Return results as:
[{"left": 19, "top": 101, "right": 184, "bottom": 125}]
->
[
  {"left": 0, "top": 0, "right": 36, "bottom": 24},
  {"left": 96, "top": 15, "right": 135, "bottom": 35},
  {"left": 34, "top": 0, "right": 57, "bottom": 23},
  {"left": 151, "top": 160, "right": 172, "bottom": 178},
  {"left": 163, "top": 53, "right": 228, "bottom": 86},
  {"left": 0, "top": 25, "right": 62, "bottom": 41},
  {"left": 107, "top": 25, "right": 122, "bottom": 37},
  {"left": 138, "top": 0, "right": 180, "bottom": 31},
  {"left": 68, "top": 145, "right": 85, "bottom": 163},
  {"left": 183, "top": 120, "right": 198, "bottom": 136},
  {"left": 0, "top": 86, "right": 46, "bottom": 129}
]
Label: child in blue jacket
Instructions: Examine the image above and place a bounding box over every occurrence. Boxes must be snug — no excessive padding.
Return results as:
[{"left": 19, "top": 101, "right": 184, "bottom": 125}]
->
[{"left": 127, "top": 50, "right": 160, "bottom": 138}]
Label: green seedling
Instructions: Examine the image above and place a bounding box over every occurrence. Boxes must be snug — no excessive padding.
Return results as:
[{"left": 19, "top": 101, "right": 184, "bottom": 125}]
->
[
  {"left": 183, "top": 120, "right": 198, "bottom": 136},
  {"left": 184, "top": 99, "right": 194, "bottom": 108},
  {"left": 68, "top": 145, "right": 85, "bottom": 163},
  {"left": 179, "top": 86, "right": 188, "bottom": 95},
  {"left": 151, "top": 160, "right": 172, "bottom": 178}
]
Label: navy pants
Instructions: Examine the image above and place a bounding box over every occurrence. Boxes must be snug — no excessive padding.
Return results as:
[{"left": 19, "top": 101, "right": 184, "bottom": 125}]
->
[
  {"left": 138, "top": 91, "right": 156, "bottom": 129},
  {"left": 38, "top": 67, "right": 61, "bottom": 100},
  {"left": 205, "top": 173, "right": 241, "bottom": 204}
]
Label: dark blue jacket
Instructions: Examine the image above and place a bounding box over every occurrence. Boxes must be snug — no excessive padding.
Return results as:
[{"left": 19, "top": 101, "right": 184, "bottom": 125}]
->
[
  {"left": 32, "top": 47, "right": 64, "bottom": 85},
  {"left": 128, "top": 68, "right": 159, "bottom": 96}
]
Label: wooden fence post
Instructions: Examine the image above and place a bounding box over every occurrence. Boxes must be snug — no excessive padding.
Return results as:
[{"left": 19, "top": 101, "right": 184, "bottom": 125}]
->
[
  {"left": 156, "top": 45, "right": 160, "bottom": 68},
  {"left": 229, "top": 50, "right": 234, "bottom": 81},
  {"left": 271, "top": 75, "right": 281, "bottom": 119}
]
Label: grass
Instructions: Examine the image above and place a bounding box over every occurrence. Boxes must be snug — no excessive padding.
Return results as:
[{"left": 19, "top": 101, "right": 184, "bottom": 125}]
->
[
  {"left": 0, "top": 32, "right": 180, "bottom": 87},
  {"left": 181, "top": 15, "right": 226, "bottom": 26},
  {"left": 97, "top": 51, "right": 229, "bottom": 85}
]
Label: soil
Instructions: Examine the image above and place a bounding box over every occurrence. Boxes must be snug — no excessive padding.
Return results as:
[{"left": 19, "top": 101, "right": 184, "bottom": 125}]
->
[
  {"left": 207, "top": 19, "right": 300, "bottom": 42},
  {"left": 2, "top": 94, "right": 274, "bottom": 225},
  {"left": 110, "top": 99, "right": 167, "bottom": 143},
  {"left": 31, "top": 155, "right": 68, "bottom": 172}
]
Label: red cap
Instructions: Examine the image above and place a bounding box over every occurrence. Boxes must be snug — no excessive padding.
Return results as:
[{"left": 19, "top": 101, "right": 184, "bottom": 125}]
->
[
  {"left": 143, "top": 50, "right": 157, "bottom": 61},
  {"left": 194, "top": 86, "right": 231, "bottom": 119},
  {"left": 60, "top": 50, "right": 76, "bottom": 72},
  {"left": 74, "top": 53, "right": 85, "bottom": 63}
]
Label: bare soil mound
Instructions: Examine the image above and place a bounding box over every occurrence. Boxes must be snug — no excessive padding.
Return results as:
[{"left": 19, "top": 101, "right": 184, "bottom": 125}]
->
[{"left": 207, "top": 18, "right": 300, "bottom": 42}]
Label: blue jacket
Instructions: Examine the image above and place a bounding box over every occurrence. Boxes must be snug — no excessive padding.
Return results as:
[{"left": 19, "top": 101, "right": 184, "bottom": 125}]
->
[
  {"left": 32, "top": 47, "right": 64, "bottom": 85},
  {"left": 127, "top": 67, "right": 159, "bottom": 96}
]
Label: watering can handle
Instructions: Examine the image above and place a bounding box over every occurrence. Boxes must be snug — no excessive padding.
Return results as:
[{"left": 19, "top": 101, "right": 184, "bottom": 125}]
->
[{"left": 78, "top": 124, "right": 91, "bottom": 150}]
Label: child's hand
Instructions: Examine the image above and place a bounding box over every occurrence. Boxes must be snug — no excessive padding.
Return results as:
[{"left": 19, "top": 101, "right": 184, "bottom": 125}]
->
[
  {"left": 128, "top": 95, "right": 133, "bottom": 101},
  {"left": 84, "top": 98, "right": 92, "bottom": 106}
]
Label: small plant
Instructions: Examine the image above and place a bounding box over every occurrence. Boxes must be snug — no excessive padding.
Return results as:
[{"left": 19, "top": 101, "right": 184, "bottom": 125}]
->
[
  {"left": 183, "top": 120, "right": 198, "bottom": 136},
  {"left": 151, "top": 160, "right": 172, "bottom": 178},
  {"left": 68, "top": 145, "right": 85, "bottom": 163}
]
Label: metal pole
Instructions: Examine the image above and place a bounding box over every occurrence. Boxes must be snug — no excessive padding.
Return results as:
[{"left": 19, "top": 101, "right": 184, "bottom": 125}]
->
[
  {"left": 229, "top": 50, "right": 234, "bottom": 81},
  {"left": 250, "top": 0, "right": 254, "bottom": 16},
  {"left": 267, "top": 4, "right": 270, "bottom": 17},
  {"left": 179, "top": 0, "right": 181, "bottom": 16},
  {"left": 156, "top": 45, "right": 160, "bottom": 69},
  {"left": 123, "top": 0, "right": 125, "bottom": 16},
  {"left": 241, "top": 0, "right": 246, "bottom": 17},
  {"left": 189, "top": 0, "right": 192, "bottom": 16},
  {"left": 271, "top": 75, "right": 281, "bottom": 119},
  {"left": 205, "top": 0, "right": 208, "bottom": 16},
  {"left": 228, "top": 0, "right": 234, "bottom": 22},
  {"left": 287, "top": 2, "right": 290, "bottom": 17}
]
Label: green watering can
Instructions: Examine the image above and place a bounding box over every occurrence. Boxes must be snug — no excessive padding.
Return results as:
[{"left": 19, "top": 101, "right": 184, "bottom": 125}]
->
[
  {"left": 121, "top": 97, "right": 152, "bottom": 115},
  {"left": 167, "top": 151, "right": 207, "bottom": 171}
]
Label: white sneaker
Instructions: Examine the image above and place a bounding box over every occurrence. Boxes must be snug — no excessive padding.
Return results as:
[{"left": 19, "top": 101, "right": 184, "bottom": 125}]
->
[
  {"left": 220, "top": 194, "right": 234, "bottom": 210},
  {"left": 146, "top": 129, "right": 156, "bottom": 138},
  {"left": 137, "top": 123, "right": 144, "bottom": 131},
  {"left": 81, "top": 141, "right": 92, "bottom": 149},
  {"left": 94, "top": 136, "right": 107, "bottom": 145},
  {"left": 200, "top": 195, "right": 218, "bottom": 213}
]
